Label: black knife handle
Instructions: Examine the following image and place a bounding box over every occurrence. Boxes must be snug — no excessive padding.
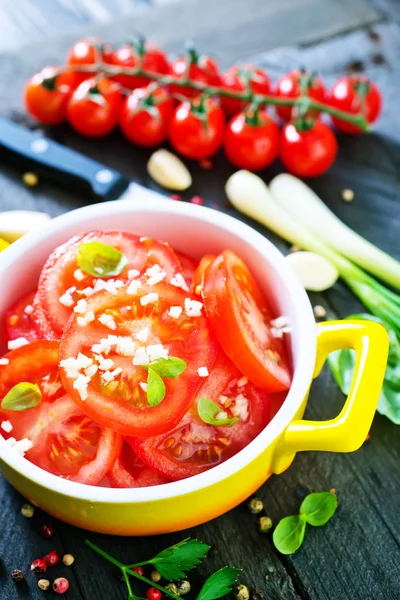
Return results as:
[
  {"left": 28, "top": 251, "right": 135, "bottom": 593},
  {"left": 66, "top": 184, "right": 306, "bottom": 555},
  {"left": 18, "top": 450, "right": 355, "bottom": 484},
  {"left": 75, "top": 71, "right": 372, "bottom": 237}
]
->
[{"left": 0, "top": 119, "right": 130, "bottom": 201}]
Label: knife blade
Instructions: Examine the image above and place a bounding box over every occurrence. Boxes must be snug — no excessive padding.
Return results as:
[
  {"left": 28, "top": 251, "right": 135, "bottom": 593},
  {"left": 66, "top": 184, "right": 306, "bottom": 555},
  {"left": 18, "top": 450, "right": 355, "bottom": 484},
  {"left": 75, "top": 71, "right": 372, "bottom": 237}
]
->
[{"left": 0, "top": 118, "right": 165, "bottom": 203}]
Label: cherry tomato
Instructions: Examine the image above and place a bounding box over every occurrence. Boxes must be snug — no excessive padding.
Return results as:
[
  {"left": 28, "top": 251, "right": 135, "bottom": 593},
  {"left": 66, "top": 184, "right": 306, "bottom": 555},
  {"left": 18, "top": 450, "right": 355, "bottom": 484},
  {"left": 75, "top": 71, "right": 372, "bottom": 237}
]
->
[
  {"left": 175, "top": 251, "right": 197, "bottom": 289},
  {"left": 36, "top": 230, "right": 183, "bottom": 337},
  {"left": 327, "top": 75, "right": 382, "bottom": 134},
  {"left": 0, "top": 341, "right": 121, "bottom": 484},
  {"left": 274, "top": 70, "right": 326, "bottom": 122},
  {"left": 203, "top": 251, "right": 291, "bottom": 392},
  {"left": 120, "top": 85, "right": 174, "bottom": 147},
  {"left": 169, "top": 98, "right": 225, "bottom": 160},
  {"left": 221, "top": 65, "right": 271, "bottom": 116},
  {"left": 223, "top": 110, "right": 279, "bottom": 171},
  {"left": 280, "top": 120, "right": 338, "bottom": 178},
  {"left": 5, "top": 291, "right": 39, "bottom": 342},
  {"left": 171, "top": 50, "right": 221, "bottom": 98},
  {"left": 106, "top": 442, "right": 169, "bottom": 487},
  {"left": 131, "top": 351, "right": 272, "bottom": 480},
  {"left": 111, "top": 41, "right": 170, "bottom": 90},
  {"left": 66, "top": 37, "right": 114, "bottom": 84},
  {"left": 24, "top": 67, "right": 79, "bottom": 125},
  {"left": 60, "top": 283, "right": 216, "bottom": 437},
  {"left": 192, "top": 254, "right": 216, "bottom": 294},
  {"left": 67, "top": 77, "right": 122, "bottom": 137}
]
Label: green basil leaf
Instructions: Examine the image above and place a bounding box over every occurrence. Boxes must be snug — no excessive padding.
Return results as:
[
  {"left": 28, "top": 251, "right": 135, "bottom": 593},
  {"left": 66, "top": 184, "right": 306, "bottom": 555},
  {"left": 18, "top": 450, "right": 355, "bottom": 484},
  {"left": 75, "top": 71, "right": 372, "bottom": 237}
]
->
[
  {"left": 197, "top": 567, "right": 242, "bottom": 600},
  {"left": 197, "top": 397, "right": 238, "bottom": 427},
  {"left": 272, "top": 515, "right": 306, "bottom": 555},
  {"left": 146, "top": 368, "right": 166, "bottom": 406},
  {"left": 148, "top": 357, "right": 187, "bottom": 378},
  {"left": 300, "top": 492, "right": 338, "bottom": 526},
  {"left": 77, "top": 241, "right": 128, "bottom": 278},
  {"left": 1, "top": 382, "right": 42, "bottom": 411}
]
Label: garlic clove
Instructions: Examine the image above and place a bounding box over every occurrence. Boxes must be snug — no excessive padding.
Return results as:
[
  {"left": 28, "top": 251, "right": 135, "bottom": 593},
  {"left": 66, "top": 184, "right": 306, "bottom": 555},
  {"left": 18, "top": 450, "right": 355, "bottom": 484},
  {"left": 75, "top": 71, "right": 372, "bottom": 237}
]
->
[
  {"left": 285, "top": 251, "right": 339, "bottom": 291},
  {"left": 147, "top": 149, "right": 192, "bottom": 191},
  {"left": 0, "top": 211, "right": 51, "bottom": 242}
]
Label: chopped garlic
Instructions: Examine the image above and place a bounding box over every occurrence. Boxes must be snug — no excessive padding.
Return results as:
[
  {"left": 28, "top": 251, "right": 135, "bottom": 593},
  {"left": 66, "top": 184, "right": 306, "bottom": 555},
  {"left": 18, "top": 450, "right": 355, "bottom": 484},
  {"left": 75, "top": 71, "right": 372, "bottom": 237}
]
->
[
  {"left": 128, "top": 269, "right": 140, "bottom": 279},
  {"left": 24, "top": 304, "right": 34, "bottom": 315},
  {"left": 1, "top": 420, "right": 13, "bottom": 433},
  {"left": 170, "top": 273, "right": 189, "bottom": 292},
  {"left": 184, "top": 298, "right": 203, "bottom": 317},
  {"left": 169, "top": 306, "right": 183, "bottom": 319},
  {"left": 135, "top": 327, "right": 149, "bottom": 343},
  {"left": 74, "top": 299, "right": 88, "bottom": 314},
  {"left": 8, "top": 337, "right": 29, "bottom": 350},
  {"left": 0, "top": 358, "right": 10, "bottom": 366},
  {"left": 139, "top": 381, "right": 148, "bottom": 392},
  {"left": 146, "top": 344, "right": 169, "bottom": 361},
  {"left": 98, "top": 314, "right": 117, "bottom": 330},
  {"left": 74, "top": 269, "right": 85, "bottom": 281},
  {"left": 59, "top": 291, "right": 74, "bottom": 307},
  {"left": 237, "top": 376, "right": 248, "bottom": 387},
  {"left": 140, "top": 292, "right": 159, "bottom": 306},
  {"left": 197, "top": 367, "right": 209, "bottom": 377},
  {"left": 270, "top": 316, "right": 289, "bottom": 329}
]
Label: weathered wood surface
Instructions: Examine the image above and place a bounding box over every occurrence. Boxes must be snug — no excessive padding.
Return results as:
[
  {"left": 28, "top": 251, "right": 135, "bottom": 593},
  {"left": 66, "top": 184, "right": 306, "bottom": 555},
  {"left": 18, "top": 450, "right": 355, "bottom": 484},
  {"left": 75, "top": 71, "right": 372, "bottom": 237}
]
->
[{"left": 1, "top": 1, "right": 400, "bottom": 599}]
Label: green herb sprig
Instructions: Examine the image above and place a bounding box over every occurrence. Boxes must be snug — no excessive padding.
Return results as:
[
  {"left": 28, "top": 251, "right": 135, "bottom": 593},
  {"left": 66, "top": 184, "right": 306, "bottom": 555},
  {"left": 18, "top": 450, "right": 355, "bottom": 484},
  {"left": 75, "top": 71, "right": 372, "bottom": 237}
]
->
[
  {"left": 85, "top": 538, "right": 241, "bottom": 600},
  {"left": 273, "top": 492, "right": 338, "bottom": 555}
]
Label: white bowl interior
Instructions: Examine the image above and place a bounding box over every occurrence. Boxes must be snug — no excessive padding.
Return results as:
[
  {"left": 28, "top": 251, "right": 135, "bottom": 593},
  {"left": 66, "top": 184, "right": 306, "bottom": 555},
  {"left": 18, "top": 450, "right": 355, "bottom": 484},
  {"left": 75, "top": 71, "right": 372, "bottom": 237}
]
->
[{"left": 0, "top": 198, "right": 316, "bottom": 501}]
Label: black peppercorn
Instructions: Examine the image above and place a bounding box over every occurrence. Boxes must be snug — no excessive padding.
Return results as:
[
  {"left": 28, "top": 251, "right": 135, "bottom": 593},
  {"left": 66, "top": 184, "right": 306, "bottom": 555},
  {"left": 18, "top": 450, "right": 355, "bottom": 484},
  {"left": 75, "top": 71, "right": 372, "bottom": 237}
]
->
[{"left": 11, "top": 569, "right": 25, "bottom": 582}]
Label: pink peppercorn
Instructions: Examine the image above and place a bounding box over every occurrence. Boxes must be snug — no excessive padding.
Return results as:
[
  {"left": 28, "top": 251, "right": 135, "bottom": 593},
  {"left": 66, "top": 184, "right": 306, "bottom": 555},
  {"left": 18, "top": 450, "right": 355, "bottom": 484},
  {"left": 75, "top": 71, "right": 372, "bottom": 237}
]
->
[
  {"left": 44, "top": 550, "right": 61, "bottom": 567},
  {"left": 170, "top": 194, "right": 182, "bottom": 201},
  {"left": 53, "top": 577, "right": 69, "bottom": 594},
  {"left": 30, "top": 558, "right": 47, "bottom": 574},
  {"left": 191, "top": 195, "right": 204, "bottom": 205},
  {"left": 133, "top": 566, "right": 144, "bottom": 575},
  {"left": 41, "top": 523, "right": 55, "bottom": 540}
]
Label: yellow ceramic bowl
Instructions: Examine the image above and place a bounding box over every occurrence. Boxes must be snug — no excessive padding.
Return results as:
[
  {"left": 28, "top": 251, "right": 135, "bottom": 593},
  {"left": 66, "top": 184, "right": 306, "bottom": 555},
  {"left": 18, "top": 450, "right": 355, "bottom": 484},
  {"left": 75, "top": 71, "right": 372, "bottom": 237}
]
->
[{"left": 0, "top": 196, "right": 389, "bottom": 535}]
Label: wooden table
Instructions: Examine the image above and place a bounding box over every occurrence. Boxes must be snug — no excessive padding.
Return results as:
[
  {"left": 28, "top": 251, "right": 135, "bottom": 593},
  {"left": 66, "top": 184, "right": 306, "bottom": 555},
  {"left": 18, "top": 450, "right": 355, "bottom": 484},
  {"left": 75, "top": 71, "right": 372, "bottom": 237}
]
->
[{"left": 1, "top": 1, "right": 400, "bottom": 599}]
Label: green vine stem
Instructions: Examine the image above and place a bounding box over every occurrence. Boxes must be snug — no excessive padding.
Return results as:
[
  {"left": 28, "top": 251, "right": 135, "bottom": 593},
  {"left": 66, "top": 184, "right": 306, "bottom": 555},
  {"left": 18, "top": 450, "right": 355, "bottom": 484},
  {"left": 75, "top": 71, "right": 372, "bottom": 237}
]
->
[{"left": 53, "top": 62, "right": 370, "bottom": 131}]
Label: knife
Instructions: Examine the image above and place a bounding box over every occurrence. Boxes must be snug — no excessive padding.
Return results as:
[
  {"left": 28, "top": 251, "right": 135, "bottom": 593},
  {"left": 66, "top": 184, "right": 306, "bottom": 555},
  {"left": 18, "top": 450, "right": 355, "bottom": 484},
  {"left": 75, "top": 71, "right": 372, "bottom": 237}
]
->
[{"left": 0, "top": 118, "right": 165, "bottom": 203}]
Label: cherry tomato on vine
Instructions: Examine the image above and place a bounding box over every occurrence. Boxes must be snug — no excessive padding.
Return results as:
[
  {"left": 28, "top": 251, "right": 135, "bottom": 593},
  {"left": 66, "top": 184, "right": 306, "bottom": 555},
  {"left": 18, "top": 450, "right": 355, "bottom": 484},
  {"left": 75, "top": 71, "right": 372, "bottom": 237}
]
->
[
  {"left": 170, "top": 48, "right": 222, "bottom": 98},
  {"left": 120, "top": 85, "right": 174, "bottom": 147},
  {"left": 274, "top": 70, "right": 326, "bottom": 122},
  {"left": 67, "top": 77, "right": 122, "bottom": 137},
  {"left": 327, "top": 75, "right": 382, "bottom": 134},
  {"left": 111, "top": 40, "right": 170, "bottom": 90},
  {"left": 169, "top": 97, "right": 225, "bottom": 160},
  {"left": 280, "top": 120, "right": 338, "bottom": 178},
  {"left": 66, "top": 37, "right": 114, "bottom": 84},
  {"left": 24, "top": 67, "right": 79, "bottom": 125},
  {"left": 223, "top": 109, "right": 279, "bottom": 171},
  {"left": 221, "top": 65, "right": 271, "bottom": 116}
]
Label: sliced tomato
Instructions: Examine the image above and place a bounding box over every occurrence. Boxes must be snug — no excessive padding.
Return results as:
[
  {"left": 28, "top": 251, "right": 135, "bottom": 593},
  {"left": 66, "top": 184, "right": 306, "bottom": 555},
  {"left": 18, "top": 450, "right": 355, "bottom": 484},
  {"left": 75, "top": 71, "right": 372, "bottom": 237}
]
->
[
  {"left": 0, "top": 341, "right": 121, "bottom": 485},
  {"left": 36, "top": 231, "right": 183, "bottom": 337},
  {"left": 5, "top": 291, "right": 39, "bottom": 342},
  {"left": 106, "top": 441, "right": 169, "bottom": 487},
  {"left": 175, "top": 251, "right": 197, "bottom": 289},
  {"left": 32, "top": 293, "right": 59, "bottom": 340},
  {"left": 131, "top": 351, "right": 272, "bottom": 480},
  {"left": 192, "top": 254, "right": 216, "bottom": 294},
  {"left": 60, "top": 283, "right": 216, "bottom": 437},
  {"left": 203, "top": 251, "right": 291, "bottom": 392}
]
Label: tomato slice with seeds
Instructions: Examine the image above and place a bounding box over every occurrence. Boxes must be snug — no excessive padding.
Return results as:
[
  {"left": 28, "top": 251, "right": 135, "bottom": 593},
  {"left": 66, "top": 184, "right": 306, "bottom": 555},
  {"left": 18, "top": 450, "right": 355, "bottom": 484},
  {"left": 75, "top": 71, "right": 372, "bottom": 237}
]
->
[
  {"left": 60, "top": 283, "right": 216, "bottom": 437},
  {"left": 31, "top": 292, "right": 59, "bottom": 340},
  {"left": 203, "top": 250, "right": 291, "bottom": 392},
  {"left": 130, "top": 351, "right": 272, "bottom": 480},
  {"left": 192, "top": 254, "right": 216, "bottom": 294},
  {"left": 0, "top": 341, "right": 122, "bottom": 485},
  {"left": 175, "top": 251, "right": 197, "bottom": 289},
  {"left": 5, "top": 291, "right": 39, "bottom": 342},
  {"left": 36, "top": 231, "right": 183, "bottom": 337},
  {"left": 106, "top": 441, "right": 170, "bottom": 488}
]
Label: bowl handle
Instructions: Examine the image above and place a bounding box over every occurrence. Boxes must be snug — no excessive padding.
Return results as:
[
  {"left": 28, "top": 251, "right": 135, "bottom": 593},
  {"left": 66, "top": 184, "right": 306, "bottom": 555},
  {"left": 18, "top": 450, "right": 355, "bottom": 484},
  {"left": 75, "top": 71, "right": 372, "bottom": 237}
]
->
[{"left": 278, "top": 320, "right": 388, "bottom": 459}]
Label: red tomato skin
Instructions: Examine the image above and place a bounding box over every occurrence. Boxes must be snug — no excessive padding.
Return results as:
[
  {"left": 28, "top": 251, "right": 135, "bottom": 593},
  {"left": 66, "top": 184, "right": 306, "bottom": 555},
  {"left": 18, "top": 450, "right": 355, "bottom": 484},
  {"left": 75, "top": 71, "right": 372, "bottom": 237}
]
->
[
  {"left": 120, "top": 86, "right": 174, "bottom": 147},
  {"left": 171, "top": 55, "right": 221, "bottom": 98},
  {"left": 221, "top": 65, "right": 271, "bottom": 116},
  {"left": 24, "top": 67, "right": 77, "bottom": 125},
  {"left": 5, "top": 291, "right": 38, "bottom": 342},
  {"left": 106, "top": 442, "right": 169, "bottom": 488},
  {"left": 111, "top": 43, "right": 170, "bottom": 90},
  {"left": 203, "top": 251, "right": 291, "bottom": 392},
  {"left": 67, "top": 77, "right": 122, "bottom": 137},
  {"left": 280, "top": 121, "right": 338, "bottom": 178},
  {"left": 223, "top": 112, "right": 279, "bottom": 171},
  {"left": 169, "top": 100, "right": 225, "bottom": 160},
  {"left": 66, "top": 38, "right": 114, "bottom": 84},
  {"left": 274, "top": 70, "right": 326, "bottom": 122},
  {"left": 174, "top": 251, "right": 198, "bottom": 289},
  {"left": 192, "top": 254, "right": 216, "bottom": 293},
  {"left": 328, "top": 75, "right": 382, "bottom": 134}
]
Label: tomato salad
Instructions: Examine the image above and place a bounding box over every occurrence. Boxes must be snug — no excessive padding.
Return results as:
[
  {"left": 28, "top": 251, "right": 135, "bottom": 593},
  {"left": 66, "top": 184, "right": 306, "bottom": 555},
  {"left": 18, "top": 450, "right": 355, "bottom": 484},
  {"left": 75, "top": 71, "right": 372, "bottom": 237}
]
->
[{"left": 0, "top": 231, "right": 291, "bottom": 488}]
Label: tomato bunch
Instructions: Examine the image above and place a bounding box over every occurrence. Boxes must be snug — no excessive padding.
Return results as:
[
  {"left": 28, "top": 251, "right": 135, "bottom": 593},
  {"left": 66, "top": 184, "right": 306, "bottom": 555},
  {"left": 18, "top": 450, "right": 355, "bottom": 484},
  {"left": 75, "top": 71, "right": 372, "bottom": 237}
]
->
[
  {"left": 1, "top": 231, "right": 291, "bottom": 485},
  {"left": 24, "top": 37, "right": 382, "bottom": 178}
]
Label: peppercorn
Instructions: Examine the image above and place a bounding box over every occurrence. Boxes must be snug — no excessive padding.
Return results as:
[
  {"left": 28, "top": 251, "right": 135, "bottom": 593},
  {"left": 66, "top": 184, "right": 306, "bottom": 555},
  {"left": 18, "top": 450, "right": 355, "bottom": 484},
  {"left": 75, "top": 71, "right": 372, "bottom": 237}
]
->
[
  {"left": 235, "top": 584, "right": 250, "bottom": 600},
  {"left": 290, "top": 244, "right": 301, "bottom": 253},
  {"left": 133, "top": 566, "right": 144, "bottom": 575},
  {"left": 313, "top": 305, "right": 327, "bottom": 319},
  {"left": 146, "top": 587, "right": 162, "bottom": 600},
  {"left": 150, "top": 570, "right": 161, "bottom": 582},
  {"left": 38, "top": 578, "right": 51, "bottom": 591},
  {"left": 177, "top": 580, "right": 191, "bottom": 595},
  {"left": 170, "top": 194, "right": 182, "bottom": 201},
  {"left": 199, "top": 158, "right": 212, "bottom": 169},
  {"left": 30, "top": 558, "right": 47, "bottom": 574},
  {"left": 62, "top": 553, "right": 75, "bottom": 567},
  {"left": 10, "top": 568, "right": 25, "bottom": 582},
  {"left": 44, "top": 550, "right": 60, "bottom": 567},
  {"left": 21, "top": 503, "right": 35, "bottom": 518},
  {"left": 248, "top": 497, "right": 263, "bottom": 514},
  {"left": 250, "top": 587, "right": 264, "bottom": 600},
  {"left": 53, "top": 577, "right": 69, "bottom": 594},
  {"left": 191, "top": 195, "right": 204, "bottom": 205},
  {"left": 258, "top": 516, "right": 273, "bottom": 533},
  {"left": 41, "top": 523, "right": 55, "bottom": 540},
  {"left": 22, "top": 172, "right": 39, "bottom": 187},
  {"left": 341, "top": 189, "right": 354, "bottom": 202},
  {"left": 165, "top": 582, "right": 179, "bottom": 595}
]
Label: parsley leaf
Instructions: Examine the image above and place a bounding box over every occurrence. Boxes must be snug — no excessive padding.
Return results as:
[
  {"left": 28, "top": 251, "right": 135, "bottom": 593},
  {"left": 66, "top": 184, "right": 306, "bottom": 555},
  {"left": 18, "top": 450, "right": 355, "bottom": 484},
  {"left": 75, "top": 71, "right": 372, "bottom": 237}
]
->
[
  {"left": 151, "top": 538, "right": 210, "bottom": 581},
  {"left": 197, "top": 567, "right": 242, "bottom": 600},
  {"left": 197, "top": 397, "right": 238, "bottom": 427},
  {"left": 77, "top": 241, "right": 128, "bottom": 278},
  {"left": 146, "top": 369, "right": 166, "bottom": 406},
  {"left": 148, "top": 357, "right": 187, "bottom": 378}
]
